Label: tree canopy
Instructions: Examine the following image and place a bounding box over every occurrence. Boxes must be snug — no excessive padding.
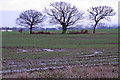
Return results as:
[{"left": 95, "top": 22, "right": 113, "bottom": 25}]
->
[
  {"left": 16, "top": 9, "right": 45, "bottom": 34},
  {"left": 45, "top": 1, "right": 84, "bottom": 34},
  {"left": 88, "top": 6, "right": 116, "bottom": 33}
]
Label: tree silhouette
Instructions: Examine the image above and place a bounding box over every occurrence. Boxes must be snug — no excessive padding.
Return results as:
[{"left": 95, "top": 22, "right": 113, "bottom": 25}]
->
[
  {"left": 45, "top": 1, "right": 84, "bottom": 34},
  {"left": 88, "top": 6, "right": 116, "bottom": 34},
  {"left": 16, "top": 9, "right": 45, "bottom": 34}
]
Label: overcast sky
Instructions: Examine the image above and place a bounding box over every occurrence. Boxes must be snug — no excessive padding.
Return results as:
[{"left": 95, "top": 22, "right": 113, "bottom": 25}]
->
[{"left": 0, "top": 0, "right": 119, "bottom": 28}]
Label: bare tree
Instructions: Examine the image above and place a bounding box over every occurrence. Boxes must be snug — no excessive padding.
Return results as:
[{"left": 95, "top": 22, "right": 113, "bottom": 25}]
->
[
  {"left": 16, "top": 9, "right": 45, "bottom": 34},
  {"left": 45, "top": 1, "right": 84, "bottom": 34},
  {"left": 88, "top": 6, "right": 116, "bottom": 34}
]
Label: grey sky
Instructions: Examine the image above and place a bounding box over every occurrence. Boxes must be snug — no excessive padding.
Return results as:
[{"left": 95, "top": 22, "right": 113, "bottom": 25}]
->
[{"left": 0, "top": 0, "right": 119, "bottom": 27}]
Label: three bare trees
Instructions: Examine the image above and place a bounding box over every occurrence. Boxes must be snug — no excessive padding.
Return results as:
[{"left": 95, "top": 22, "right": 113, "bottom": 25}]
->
[{"left": 16, "top": 2, "right": 116, "bottom": 34}]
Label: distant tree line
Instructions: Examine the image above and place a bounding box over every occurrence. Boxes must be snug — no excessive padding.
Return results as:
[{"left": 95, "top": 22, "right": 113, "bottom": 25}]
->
[{"left": 16, "top": 1, "right": 116, "bottom": 34}]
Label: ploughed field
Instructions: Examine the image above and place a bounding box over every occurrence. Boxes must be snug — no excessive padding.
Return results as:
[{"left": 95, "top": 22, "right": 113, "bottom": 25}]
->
[{"left": 1, "top": 29, "right": 119, "bottom": 78}]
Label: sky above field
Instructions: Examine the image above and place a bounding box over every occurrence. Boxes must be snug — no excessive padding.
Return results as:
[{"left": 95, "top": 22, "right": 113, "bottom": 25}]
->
[{"left": 0, "top": 0, "right": 119, "bottom": 28}]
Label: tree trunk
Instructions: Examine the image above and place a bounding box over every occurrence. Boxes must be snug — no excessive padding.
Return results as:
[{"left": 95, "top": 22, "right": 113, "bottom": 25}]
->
[
  {"left": 93, "top": 26, "right": 96, "bottom": 34},
  {"left": 93, "top": 22, "right": 98, "bottom": 34},
  {"left": 30, "top": 25, "right": 32, "bottom": 34},
  {"left": 62, "top": 25, "right": 67, "bottom": 34}
]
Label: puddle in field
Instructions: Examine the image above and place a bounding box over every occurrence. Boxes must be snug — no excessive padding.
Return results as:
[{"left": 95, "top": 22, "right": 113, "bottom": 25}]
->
[
  {"left": 16, "top": 48, "right": 63, "bottom": 53},
  {"left": 16, "top": 48, "right": 84, "bottom": 53},
  {"left": 76, "top": 58, "right": 118, "bottom": 63},
  {"left": 1, "top": 66, "right": 65, "bottom": 74},
  {"left": 2, "top": 57, "right": 118, "bottom": 70},
  {"left": 94, "top": 51, "right": 103, "bottom": 54},
  {"left": 67, "top": 51, "right": 103, "bottom": 56},
  {"left": 16, "top": 48, "right": 104, "bottom": 55},
  {"left": 43, "top": 49, "right": 54, "bottom": 52},
  {"left": 3, "top": 54, "right": 118, "bottom": 69},
  {"left": 83, "top": 51, "right": 103, "bottom": 57},
  {"left": 17, "top": 49, "right": 28, "bottom": 53},
  {"left": 1, "top": 62, "right": 118, "bottom": 74},
  {"left": 3, "top": 48, "right": 118, "bottom": 74}
]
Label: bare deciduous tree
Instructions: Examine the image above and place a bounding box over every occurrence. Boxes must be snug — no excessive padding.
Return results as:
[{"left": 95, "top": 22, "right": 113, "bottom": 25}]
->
[
  {"left": 45, "top": 1, "right": 84, "bottom": 34},
  {"left": 88, "top": 6, "right": 116, "bottom": 34},
  {"left": 16, "top": 9, "right": 45, "bottom": 34}
]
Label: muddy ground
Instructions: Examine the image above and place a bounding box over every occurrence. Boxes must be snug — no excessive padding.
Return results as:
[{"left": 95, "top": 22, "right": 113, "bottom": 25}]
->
[{"left": 1, "top": 48, "right": 119, "bottom": 78}]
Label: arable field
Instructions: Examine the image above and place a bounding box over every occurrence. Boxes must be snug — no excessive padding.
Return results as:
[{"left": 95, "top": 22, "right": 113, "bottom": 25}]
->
[{"left": 1, "top": 29, "right": 119, "bottom": 78}]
